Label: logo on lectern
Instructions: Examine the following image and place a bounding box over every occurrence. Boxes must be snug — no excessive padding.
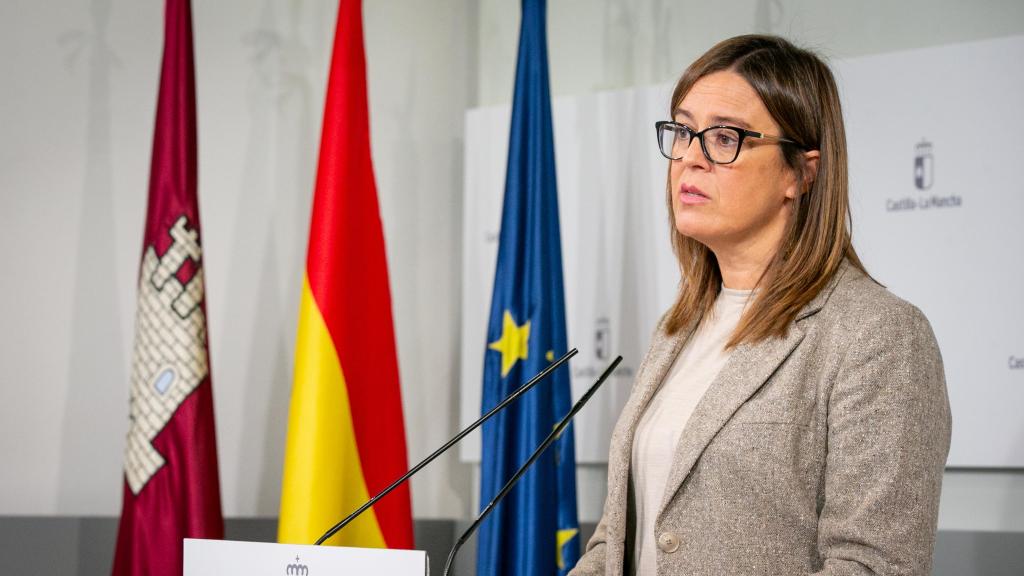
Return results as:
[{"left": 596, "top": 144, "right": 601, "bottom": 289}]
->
[{"left": 286, "top": 556, "right": 309, "bottom": 575}]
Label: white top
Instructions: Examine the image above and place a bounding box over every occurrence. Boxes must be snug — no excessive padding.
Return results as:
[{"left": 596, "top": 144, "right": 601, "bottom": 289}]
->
[{"left": 631, "top": 287, "right": 753, "bottom": 575}]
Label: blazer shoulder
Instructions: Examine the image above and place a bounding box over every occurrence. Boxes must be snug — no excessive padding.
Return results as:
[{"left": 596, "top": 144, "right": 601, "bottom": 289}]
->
[{"left": 818, "top": 266, "right": 934, "bottom": 341}]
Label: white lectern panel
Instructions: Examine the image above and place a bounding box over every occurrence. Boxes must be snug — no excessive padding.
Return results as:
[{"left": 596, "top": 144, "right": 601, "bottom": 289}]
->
[{"left": 184, "top": 538, "right": 428, "bottom": 575}]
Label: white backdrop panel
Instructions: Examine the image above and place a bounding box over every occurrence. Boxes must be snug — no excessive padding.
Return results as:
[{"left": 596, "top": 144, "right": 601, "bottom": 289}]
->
[
  {"left": 842, "top": 36, "right": 1024, "bottom": 467},
  {"left": 460, "top": 35, "right": 1024, "bottom": 467}
]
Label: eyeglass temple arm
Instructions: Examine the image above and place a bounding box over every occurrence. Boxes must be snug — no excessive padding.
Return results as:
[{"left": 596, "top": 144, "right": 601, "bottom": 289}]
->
[{"left": 743, "top": 129, "right": 803, "bottom": 148}]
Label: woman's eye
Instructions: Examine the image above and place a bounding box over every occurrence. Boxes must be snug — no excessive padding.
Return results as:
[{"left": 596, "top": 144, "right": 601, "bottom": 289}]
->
[
  {"left": 674, "top": 127, "right": 693, "bottom": 142},
  {"left": 714, "top": 132, "right": 738, "bottom": 147}
]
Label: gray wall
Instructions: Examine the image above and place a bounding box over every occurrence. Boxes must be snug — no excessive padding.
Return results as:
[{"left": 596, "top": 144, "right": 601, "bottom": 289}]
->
[{"left": 1, "top": 0, "right": 1022, "bottom": 555}]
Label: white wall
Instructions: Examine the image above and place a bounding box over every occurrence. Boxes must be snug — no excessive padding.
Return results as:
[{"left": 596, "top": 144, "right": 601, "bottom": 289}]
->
[
  {"left": 478, "top": 0, "right": 1024, "bottom": 104},
  {"left": 1, "top": 0, "right": 1022, "bottom": 532},
  {"left": 0, "top": 0, "right": 475, "bottom": 520}
]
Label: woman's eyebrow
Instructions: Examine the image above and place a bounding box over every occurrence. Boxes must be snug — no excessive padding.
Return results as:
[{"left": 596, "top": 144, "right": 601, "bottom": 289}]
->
[
  {"left": 710, "top": 115, "right": 751, "bottom": 129},
  {"left": 672, "top": 108, "right": 752, "bottom": 129}
]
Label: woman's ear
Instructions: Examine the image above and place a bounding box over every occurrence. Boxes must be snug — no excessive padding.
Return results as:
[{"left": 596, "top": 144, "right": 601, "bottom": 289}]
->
[{"left": 802, "top": 149, "right": 821, "bottom": 193}]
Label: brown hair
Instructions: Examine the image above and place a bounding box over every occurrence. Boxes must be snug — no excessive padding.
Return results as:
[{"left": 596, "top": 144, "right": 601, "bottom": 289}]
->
[{"left": 663, "top": 34, "right": 868, "bottom": 346}]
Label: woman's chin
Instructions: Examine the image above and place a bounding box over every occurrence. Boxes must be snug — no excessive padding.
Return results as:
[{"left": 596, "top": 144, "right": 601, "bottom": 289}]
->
[{"left": 674, "top": 218, "right": 715, "bottom": 245}]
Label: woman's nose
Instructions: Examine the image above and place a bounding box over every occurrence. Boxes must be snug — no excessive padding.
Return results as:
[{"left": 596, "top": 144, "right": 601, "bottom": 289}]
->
[{"left": 677, "top": 137, "right": 711, "bottom": 170}]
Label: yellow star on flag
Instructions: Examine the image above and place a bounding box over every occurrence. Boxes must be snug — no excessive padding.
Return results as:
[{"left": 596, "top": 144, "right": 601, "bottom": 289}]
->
[
  {"left": 488, "top": 310, "right": 530, "bottom": 377},
  {"left": 556, "top": 528, "right": 579, "bottom": 570}
]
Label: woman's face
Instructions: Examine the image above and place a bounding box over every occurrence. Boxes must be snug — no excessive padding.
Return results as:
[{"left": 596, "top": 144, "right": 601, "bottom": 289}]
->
[{"left": 670, "top": 70, "right": 803, "bottom": 257}]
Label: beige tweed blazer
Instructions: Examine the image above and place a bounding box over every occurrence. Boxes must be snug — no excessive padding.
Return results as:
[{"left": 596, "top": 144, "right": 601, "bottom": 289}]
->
[{"left": 570, "top": 263, "right": 951, "bottom": 576}]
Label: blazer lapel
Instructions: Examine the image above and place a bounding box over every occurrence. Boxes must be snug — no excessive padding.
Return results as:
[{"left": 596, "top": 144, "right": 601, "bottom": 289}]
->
[
  {"left": 621, "top": 326, "right": 691, "bottom": 444},
  {"left": 603, "top": 321, "right": 692, "bottom": 547},
  {"left": 656, "top": 320, "right": 806, "bottom": 516},
  {"left": 655, "top": 265, "right": 850, "bottom": 516}
]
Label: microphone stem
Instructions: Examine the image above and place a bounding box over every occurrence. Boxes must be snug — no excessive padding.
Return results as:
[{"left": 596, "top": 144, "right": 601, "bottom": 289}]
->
[
  {"left": 314, "top": 348, "right": 578, "bottom": 546},
  {"left": 443, "top": 355, "right": 623, "bottom": 576}
]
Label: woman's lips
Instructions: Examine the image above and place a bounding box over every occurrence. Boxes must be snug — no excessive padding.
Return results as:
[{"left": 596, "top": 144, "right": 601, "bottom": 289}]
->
[{"left": 678, "top": 183, "right": 710, "bottom": 205}]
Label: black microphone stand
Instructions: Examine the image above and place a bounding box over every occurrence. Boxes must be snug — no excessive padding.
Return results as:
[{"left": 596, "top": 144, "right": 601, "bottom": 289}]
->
[
  {"left": 442, "top": 355, "right": 623, "bottom": 575},
  {"left": 314, "top": 348, "right": 578, "bottom": 546}
]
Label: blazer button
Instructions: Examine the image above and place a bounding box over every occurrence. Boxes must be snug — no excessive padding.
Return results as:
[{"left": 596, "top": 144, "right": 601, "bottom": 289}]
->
[{"left": 657, "top": 531, "right": 680, "bottom": 553}]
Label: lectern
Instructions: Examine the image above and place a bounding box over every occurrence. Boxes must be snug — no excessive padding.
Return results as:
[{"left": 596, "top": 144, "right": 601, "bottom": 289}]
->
[{"left": 184, "top": 538, "right": 428, "bottom": 575}]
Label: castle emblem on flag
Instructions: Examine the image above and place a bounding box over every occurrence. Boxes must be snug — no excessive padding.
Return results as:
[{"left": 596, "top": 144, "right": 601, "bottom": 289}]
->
[{"left": 124, "top": 215, "right": 209, "bottom": 494}]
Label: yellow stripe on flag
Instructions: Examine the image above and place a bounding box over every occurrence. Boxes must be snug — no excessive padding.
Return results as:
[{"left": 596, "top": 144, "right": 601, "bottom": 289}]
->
[{"left": 278, "top": 278, "right": 387, "bottom": 547}]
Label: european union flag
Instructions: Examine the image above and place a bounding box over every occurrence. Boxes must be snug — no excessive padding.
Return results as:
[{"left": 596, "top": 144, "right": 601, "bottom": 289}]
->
[{"left": 477, "top": 1, "right": 579, "bottom": 575}]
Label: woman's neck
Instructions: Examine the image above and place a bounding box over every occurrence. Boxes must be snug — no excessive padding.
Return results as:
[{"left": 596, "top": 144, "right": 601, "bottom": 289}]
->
[{"left": 710, "top": 236, "right": 780, "bottom": 290}]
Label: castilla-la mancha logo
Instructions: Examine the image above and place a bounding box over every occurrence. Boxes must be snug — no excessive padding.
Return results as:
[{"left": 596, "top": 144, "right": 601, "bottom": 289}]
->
[
  {"left": 914, "top": 139, "right": 934, "bottom": 190},
  {"left": 594, "top": 317, "right": 611, "bottom": 361},
  {"left": 887, "top": 138, "right": 960, "bottom": 211}
]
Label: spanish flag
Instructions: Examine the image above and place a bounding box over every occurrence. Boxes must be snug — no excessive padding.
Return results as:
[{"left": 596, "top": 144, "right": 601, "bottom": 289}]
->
[{"left": 277, "top": 0, "right": 413, "bottom": 549}]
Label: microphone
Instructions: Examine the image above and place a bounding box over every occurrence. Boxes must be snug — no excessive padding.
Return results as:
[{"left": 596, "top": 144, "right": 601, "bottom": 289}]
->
[
  {"left": 442, "top": 355, "right": 624, "bottom": 576},
  {"left": 313, "top": 348, "right": 579, "bottom": 546}
]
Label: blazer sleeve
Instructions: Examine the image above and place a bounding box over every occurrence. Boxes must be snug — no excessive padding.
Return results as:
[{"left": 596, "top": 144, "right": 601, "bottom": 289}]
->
[{"left": 812, "top": 302, "right": 951, "bottom": 575}]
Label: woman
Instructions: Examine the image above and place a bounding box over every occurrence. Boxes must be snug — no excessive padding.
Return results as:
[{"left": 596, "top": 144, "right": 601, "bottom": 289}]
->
[{"left": 570, "top": 35, "right": 951, "bottom": 576}]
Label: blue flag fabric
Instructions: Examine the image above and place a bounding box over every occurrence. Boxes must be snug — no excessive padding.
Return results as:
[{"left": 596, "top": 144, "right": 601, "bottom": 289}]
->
[{"left": 477, "top": 1, "right": 580, "bottom": 575}]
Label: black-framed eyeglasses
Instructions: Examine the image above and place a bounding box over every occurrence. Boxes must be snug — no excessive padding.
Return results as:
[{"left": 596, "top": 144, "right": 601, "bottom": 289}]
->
[{"left": 655, "top": 120, "right": 803, "bottom": 165}]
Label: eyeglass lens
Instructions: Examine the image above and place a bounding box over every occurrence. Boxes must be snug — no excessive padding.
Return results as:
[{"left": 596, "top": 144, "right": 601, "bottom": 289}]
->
[{"left": 659, "top": 125, "right": 742, "bottom": 164}]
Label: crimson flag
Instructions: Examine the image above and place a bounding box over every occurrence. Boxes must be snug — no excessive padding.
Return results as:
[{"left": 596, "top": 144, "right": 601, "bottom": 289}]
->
[{"left": 112, "top": 0, "right": 224, "bottom": 574}]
